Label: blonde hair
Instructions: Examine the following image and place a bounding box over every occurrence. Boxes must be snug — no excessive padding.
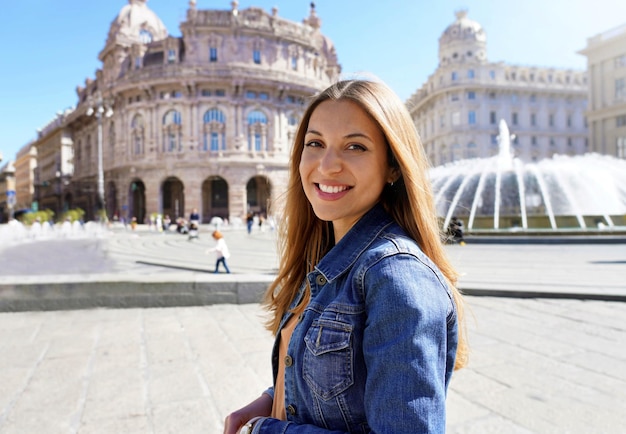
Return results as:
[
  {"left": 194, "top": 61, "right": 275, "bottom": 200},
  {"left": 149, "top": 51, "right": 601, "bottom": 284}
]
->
[
  {"left": 212, "top": 231, "right": 223, "bottom": 239},
  {"left": 262, "top": 79, "right": 468, "bottom": 369}
]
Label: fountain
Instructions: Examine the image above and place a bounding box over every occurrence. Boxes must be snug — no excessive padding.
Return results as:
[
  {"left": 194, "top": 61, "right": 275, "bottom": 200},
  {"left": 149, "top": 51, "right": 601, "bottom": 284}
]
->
[{"left": 430, "top": 120, "right": 626, "bottom": 233}]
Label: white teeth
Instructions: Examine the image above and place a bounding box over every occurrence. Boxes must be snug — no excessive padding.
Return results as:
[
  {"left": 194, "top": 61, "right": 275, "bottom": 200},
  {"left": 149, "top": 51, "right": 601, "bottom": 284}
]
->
[{"left": 318, "top": 184, "right": 348, "bottom": 194}]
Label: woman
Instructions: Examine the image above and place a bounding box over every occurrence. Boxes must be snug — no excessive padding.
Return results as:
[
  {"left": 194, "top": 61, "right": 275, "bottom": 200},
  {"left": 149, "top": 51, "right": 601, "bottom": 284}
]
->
[{"left": 224, "top": 79, "right": 468, "bottom": 433}]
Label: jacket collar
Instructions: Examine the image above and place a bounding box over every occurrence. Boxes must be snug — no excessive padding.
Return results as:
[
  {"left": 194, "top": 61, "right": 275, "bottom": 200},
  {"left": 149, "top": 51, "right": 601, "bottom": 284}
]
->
[{"left": 314, "top": 203, "right": 395, "bottom": 283}]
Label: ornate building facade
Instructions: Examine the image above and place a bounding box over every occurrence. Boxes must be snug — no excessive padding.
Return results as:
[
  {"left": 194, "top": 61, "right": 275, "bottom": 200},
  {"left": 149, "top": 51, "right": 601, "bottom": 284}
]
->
[
  {"left": 579, "top": 22, "right": 626, "bottom": 159},
  {"left": 407, "top": 11, "right": 588, "bottom": 166},
  {"left": 33, "top": 0, "right": 340, "bottom": 223}
]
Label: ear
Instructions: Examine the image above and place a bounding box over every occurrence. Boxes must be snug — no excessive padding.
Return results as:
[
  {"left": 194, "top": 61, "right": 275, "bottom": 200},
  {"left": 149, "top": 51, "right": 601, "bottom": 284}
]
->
[{"left": 387, "top": 166, "right": 401, "bottom": 184}]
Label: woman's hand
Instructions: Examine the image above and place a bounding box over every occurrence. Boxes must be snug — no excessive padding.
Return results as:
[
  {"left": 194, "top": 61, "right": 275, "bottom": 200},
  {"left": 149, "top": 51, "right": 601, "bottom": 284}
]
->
[{"left": 223, "top": 393, "right": 273, "bottom": 434}]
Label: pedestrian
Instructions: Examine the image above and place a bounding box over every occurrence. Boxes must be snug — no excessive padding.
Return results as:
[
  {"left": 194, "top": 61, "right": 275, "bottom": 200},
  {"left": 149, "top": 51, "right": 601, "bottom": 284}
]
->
[
  {"left": 205, "top": 230, "right": 230, "bottom": 273},
  {"left": 246, "top": 212, "right": 254, "bottom": 234},
  {"left": 449, "top": 216, "right": 466, "bottom": 246},
  {"left": 223, "top": 79, "right": 468, "bottom": 434}
]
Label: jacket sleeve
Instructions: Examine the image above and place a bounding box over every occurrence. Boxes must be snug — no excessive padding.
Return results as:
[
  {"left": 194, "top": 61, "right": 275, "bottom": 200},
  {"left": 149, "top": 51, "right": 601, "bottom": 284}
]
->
[{"left": 360, "top": 251, "right": 456, "bottom": 433}]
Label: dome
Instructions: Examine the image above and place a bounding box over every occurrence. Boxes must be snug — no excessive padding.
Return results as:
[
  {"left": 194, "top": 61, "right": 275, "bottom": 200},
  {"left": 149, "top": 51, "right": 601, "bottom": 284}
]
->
[
  {"left": 438, "top": 10, "right": 487, "bottom": 65},
  {"left": 106, "top": 0, "right": 168, "bottom": 46}
]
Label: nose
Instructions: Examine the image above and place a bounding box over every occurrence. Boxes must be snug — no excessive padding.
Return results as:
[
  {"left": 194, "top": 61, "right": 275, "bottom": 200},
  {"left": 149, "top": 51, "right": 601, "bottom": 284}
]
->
[{"left": 318, "top": 147, "right": 342, "bottom": 175}]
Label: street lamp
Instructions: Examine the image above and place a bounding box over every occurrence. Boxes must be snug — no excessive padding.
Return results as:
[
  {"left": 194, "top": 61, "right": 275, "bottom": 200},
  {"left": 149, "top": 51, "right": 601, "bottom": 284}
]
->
[{"left": 86, "top": 92, "right": 113, "bottom": 220}]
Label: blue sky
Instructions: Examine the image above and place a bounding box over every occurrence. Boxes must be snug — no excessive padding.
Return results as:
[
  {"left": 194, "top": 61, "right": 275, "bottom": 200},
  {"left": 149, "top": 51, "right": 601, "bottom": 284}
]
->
[{"left": 1, "top": 0, "right": 625, "bottom": 163}]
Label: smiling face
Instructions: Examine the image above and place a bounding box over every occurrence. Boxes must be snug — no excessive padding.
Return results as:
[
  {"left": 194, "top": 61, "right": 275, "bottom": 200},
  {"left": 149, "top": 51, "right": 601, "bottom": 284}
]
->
[{"left": 299, "top": 99, "right": 396, "bottom": 242}]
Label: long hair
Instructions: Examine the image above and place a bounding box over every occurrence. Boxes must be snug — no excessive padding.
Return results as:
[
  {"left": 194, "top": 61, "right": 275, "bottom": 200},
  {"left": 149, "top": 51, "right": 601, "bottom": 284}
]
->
[{"left": 262, "top": 79, "right": 468, "bottom": 369}]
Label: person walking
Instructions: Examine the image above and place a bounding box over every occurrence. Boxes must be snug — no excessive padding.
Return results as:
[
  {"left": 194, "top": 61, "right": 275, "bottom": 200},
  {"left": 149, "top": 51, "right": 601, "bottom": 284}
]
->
[
  {"left": 206, "top": 230, "right": 231, "bottom": 273},
  {"left": 223, "top": 79, "right": 468, "bottom": 433}
]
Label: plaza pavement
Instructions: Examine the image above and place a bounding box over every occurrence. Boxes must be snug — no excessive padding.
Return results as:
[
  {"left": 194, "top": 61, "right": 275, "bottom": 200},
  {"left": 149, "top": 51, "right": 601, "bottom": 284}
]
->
[{"left": 0, "top": 224, "right": 625, "bottom": 433}]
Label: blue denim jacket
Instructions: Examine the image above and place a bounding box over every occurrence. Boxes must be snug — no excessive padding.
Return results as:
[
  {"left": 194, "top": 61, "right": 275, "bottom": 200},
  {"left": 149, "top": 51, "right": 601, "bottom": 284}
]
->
[{"left": 254, "top": 204, "right": 458, "bottom": 433}]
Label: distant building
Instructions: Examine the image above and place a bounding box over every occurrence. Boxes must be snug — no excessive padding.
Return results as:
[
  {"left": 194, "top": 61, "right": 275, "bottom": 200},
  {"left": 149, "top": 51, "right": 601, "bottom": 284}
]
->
[
  {"left": 30, "top": 0, "right": 340, "bottom": 222},
  {"left": 579, "top": 22, "right": 626, "bottom": 159},
  {"left": 0, "top": 161, "right": 16, "bottom": 222},
  {"left": 407, "top": 11, "right": 588, "bottom": 166},
  {"left": 13, "top": 143, "right": 38, "bottom": 214}
]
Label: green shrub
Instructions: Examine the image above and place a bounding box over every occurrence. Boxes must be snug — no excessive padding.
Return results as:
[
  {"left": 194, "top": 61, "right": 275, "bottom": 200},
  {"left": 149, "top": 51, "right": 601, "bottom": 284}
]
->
[
  {"left": 60, "top": 208, "right": 85, "bottom": 223},
  {"left": 21, "top": 209, "right": 55, "bottom": 226}
]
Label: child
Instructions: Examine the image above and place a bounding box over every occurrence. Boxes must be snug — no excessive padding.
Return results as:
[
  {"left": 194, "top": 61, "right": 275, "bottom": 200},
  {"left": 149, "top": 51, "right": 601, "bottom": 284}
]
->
[{"left": 205, "top": 230, "right": 231, "bottom": 273}]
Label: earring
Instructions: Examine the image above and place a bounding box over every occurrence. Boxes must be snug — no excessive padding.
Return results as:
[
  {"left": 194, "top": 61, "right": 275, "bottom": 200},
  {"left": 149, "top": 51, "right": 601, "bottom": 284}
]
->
[{"left": 389, "top": 181, "right": 394, "bottom": 187}]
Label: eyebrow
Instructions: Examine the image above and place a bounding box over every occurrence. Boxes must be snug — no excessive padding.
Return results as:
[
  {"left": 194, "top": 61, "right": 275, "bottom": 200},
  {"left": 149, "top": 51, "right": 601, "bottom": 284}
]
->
[{"left": 305, "top": 129, "right": 372, "bottom": 141}]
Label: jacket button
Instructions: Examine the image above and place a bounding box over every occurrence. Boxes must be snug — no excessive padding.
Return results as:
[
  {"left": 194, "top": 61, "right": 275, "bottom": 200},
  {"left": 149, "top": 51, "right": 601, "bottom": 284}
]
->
[
  {"left": 287, "top": 404, "right": 297, "bottom": 415},
  {"left": 284, "top": 355, "right": 293, "bottom": 367},
  {"left": 316, "top": 275, "right": 326, "bottom": 285}
]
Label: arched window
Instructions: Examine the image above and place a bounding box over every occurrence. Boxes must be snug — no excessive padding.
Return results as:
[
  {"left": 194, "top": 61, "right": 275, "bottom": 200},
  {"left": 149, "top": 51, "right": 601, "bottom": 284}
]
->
[
  {"left": 131, "top": 114, "right": 144, "bottom": 155},
  {"left": 203, "top": 108, "right": 226, "bottom": 151},
  {"left": 162, "top": 110, "right": 182, "bottom": 152},
  {"left": 247, "top": 110, "right": 268, "bottom": 151}
]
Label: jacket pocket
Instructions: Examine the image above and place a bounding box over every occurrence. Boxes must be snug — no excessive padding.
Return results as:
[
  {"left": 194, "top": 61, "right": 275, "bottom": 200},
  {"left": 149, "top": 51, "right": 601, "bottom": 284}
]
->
[{"left": 303, "top": 320, "right": 354, "bottom": 400}]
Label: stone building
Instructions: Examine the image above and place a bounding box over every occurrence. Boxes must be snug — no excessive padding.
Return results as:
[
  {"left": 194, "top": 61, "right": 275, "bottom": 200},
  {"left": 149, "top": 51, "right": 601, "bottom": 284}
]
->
[
  {"left": 34, "top": 0, "right": 339, "bottom": 223},
  {"left": 579, "top": 22, "right": 626, "bottom": 159},
  {"left": 14, "top": 144, "right": 38, "bottom": 215},
  {"left": 407, "top": 11, "right": 588, "bottom": 166}
]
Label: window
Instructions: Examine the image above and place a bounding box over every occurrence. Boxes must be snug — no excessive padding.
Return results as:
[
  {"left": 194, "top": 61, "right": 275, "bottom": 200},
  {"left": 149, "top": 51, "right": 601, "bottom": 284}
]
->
[
  {"left": 203, "top": 108, "right": 226, "bottom": 151},
  {"left": 567, "top": 137, "right": 573, "bottom": 147},
  {"left": 467, "top": 91, "right": 476, "bottom": 100},
  {"left": 246, "top": 91, "right": 257, "bottom": 99},
  {"left": 530, "top": 113, "right": 536, "bottom": 126},
  {"left": 618, "top": 137, "right": 626, "bottom": 158},
  {"left": 253, "top": 49, "right": 261, "bottom": 64},
  {"left": 452, "top": 112, "right": 460, "bottom": 126},
  {"left": 489, "top": 70, "right": 496, "bottom": 79},
  {"left": 489, "top": 92, "right": 496, "bottom": 100},
  {"left": 616, "top": 78, "right": 626, "bottom": 100},
  {"left": 466, "top": 142, "right": 477, "bottom": 158},
  {"left": 467, "top": 69, "right": 475, "bottom": 79},
  {"left": 134, "top": 56, "right": 142, "bottom": 69},
  {"left": 512, "top": 112, "right": 518, "bottom": 125},
  {"left": 162, "top": 110, "right": 182, "bottom": 152},
  {"left": 259, "top": 92, "right": 269, "bottom": 101},
  {"left": 288, "top": 113, "right": 299, "bottom": 126},
  {"left": 139, "top": 29, "right": 153, "bottom": 44},
  {"left": 247, "top": 110, "right": 268, "bottom": 151},
  {"left": 615, "top": 55, "right": 626, "bottom": 69},
  {"left": 531, "top": 136, "right": 537, "bottom": 146},
  {"left": 131, "top": 114, "right": 144, "bottom": 155},
  {"left": 291, "top": 56, "right": 298, "bottom": 70},
  {"left": 511, "top": 94, "right": 518, "bottom": 103},
  {"left": 549, "top": 114, "right": 555, "bottom": 127},
  {"left": 567, "top": 115, "right": 572, "bottom": 127},
  {"left": 167, "top": 49, "right": 176, "bottom": 64},
  {"left": 286, "top": 95, "right": 296, "bottom": 104},
  {"left": 550, "top": 138, "right": 555, "bottom": 146},
  {"left": 468, "top": 111, "right": 476, "bottom": 125},
  {"left": 210, "top": 47, "right": 218, "bottom": 62},
  {"left": 450, "top": 93, "right": 459, "bottom": 102},
  {"left": 201, "top": 89, "right": 212, "bottom": 97},
  {"left": 490, "top": 134, "right": 498, "bottom": 145},
  {"left": 617, "top": 115, "right": 626, "bottom": 127},
  {"left": 215, "top": 89, "right": 226, "bottom": 97},
  {"left": 490, "top": 111, "right": 496, "bottom": 124},
  {"left": 451, "top": 71, "right": 457, "bottom": 81}
]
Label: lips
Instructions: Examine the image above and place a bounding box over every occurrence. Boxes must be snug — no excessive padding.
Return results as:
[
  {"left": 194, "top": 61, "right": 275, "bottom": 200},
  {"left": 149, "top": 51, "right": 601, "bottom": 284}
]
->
[{"left": 317, "top": 183, "right": 351, "bottom": 194}]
